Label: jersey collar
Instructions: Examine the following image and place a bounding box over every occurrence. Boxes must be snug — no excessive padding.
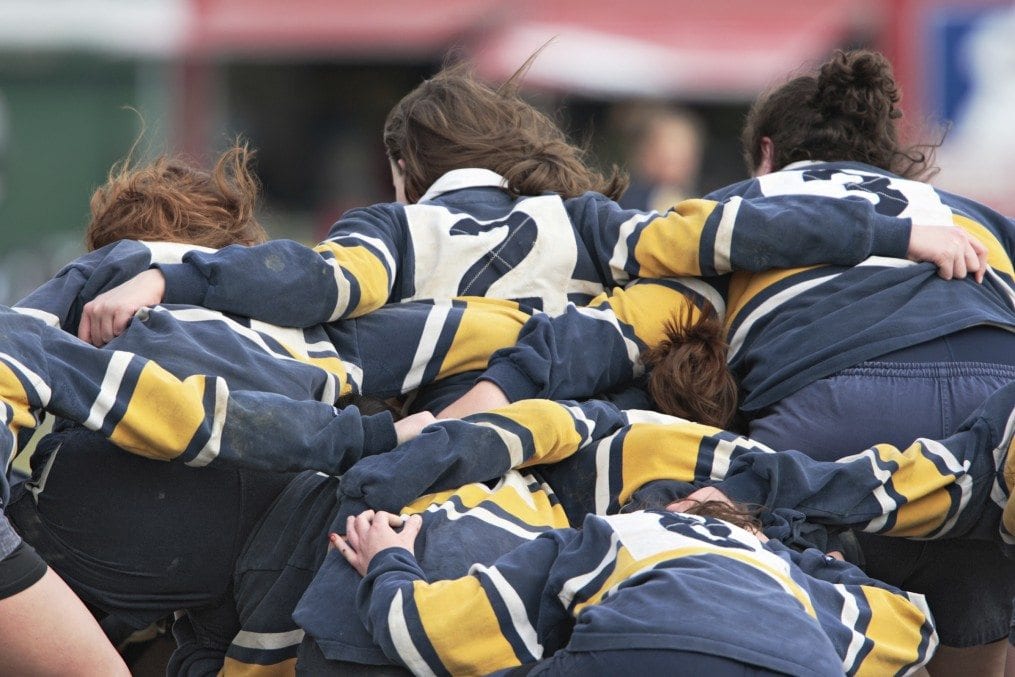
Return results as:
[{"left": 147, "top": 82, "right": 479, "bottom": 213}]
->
[
  {"left": 419, "top": 168, "right": 508, "bottom": 203},
  {"left": 781, "top": 159, "right": 893, "bottom": 176}
]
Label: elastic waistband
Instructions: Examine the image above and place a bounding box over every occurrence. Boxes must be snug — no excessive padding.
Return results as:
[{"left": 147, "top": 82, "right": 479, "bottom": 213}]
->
[
  {"left": 842, "top": 361, "right": 1015, "bottom": 379},
  {"left": 871, "top": 325, "right": 1015, "bottom": 366}
]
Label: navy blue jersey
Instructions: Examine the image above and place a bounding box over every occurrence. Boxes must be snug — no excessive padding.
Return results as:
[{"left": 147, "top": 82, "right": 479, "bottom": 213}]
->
[{"left": 153, "top": 168, "right": 910, "bottom": 326}]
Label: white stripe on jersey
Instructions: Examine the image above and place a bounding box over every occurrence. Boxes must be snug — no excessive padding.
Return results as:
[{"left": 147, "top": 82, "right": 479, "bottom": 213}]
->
[{"left": 84, "top": 351, "right": 132, "bottom": 429}]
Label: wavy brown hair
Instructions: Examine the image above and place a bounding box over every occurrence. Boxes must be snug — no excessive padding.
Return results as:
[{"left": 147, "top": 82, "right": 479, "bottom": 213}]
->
[
  {"left": 383, "top": 57, "right": 627, "bottom": 203},
  {"left": 742, "top": 49, "right": 939, "bottom": 180},
  {"left": 86, "top": 143, "right": 268, "bottom": 252},
  {"left": 643, "top": 304, "right": 737, "bottom": 429},
  {"left": 626, "top": 492, "right": 762, "bottom": 533},
  {"left": 678, "top": 499, "right": 762, "bottom": 533}
]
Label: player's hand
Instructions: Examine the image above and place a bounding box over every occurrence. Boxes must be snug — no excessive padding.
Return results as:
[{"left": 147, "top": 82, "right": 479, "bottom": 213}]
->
[
  {"left": 332, "top": 510, "right": 422, "bottom": 577},
  {"left": 78, "top": 269, "right": 166, "bottom": 346},
  {"left": 907, "top": 224, "right": 987, "bottom": 283},
  {"left": 394, "top": 411, "right": 436, "bottom": 445}
]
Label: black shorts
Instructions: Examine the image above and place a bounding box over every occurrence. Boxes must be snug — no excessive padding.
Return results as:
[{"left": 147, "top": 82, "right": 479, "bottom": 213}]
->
[
  {"left": 7, "top": 426, "right": 292, "bottom": 628},
  {"left": 0, "top": 536, "right": 48, "bottom": 600}
]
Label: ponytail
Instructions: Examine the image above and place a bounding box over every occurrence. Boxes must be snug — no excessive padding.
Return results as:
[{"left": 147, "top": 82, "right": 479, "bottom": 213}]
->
[
  {"left": 643, "top": 304, "right": 737, "bottom": 428},
  {"left": 742, "top": 49, "right": 939, "bottom": 179}
]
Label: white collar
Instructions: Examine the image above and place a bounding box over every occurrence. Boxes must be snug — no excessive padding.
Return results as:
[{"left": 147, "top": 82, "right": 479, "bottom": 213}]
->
[
  {"left": 781, "top": 160, "right": 823, "bottom": 171},
  {"left": 418, "top": 168, "right": 507, "bottom": 203},
  {"left": 780, "top": 159, "right": 888, "bottom": 176}
]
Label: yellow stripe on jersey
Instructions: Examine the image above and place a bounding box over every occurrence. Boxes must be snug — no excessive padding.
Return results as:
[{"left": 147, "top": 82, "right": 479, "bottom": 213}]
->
[
  {"left": 414, "top": 577, "right": 522, "bottom": 676},
  {"left": 634, "top": 201, "right": 720, "bottom": 278},
  {"left": 571, "top": 544, "right": 817, "bottom": 621},
  {"left": 569, "top": 546, "right": 662, "bottom": 614},
  {"left": 852, "top": 587, "right": 929, "bottom": 677},
  {"left": 870, "top": 443, "right": 951, "bottom": 537},
  {"left": 280, "top": 346, "right": 348, "bottom": 379},
  {"left": 725, "top": 266, "right": 823, "bottom": 327},
  {"left": 442, "top": 298, "right": 528, "bottom": 375},
  {"left": 0, "top": 361, "right": 37, "bottom": 432},
  {"left": 403, "top": 472, "right": 569, "bottom": 531},
  {"left": 616, "top": 423, "right": 713, "bottom": 506},
  {"left": 727, "top": 214, "right": 1013, "bottom": 328},
  {"left": 594, "top": 283, "right": 701, "bottom": 347},
  {"left": 1005, "top": 431, "right": 1015, "bottom": 493},
  {"left": 316, "top": 242, "right": 391, "bottom": 318},
  {"left": 953, "top": 214, "right": 1014, "bottom": 277},
  {"left": 218, "top": 656, "right": 296, "bottom": 677},
  {"left": 109, "top": 364, "right": 208, "bottom": 461},
  {"left": 272, "top": 341, "right": 348, "bottom": 389},
  {"left": 491, "top": 400, "right": 585, "bottom": 468}
]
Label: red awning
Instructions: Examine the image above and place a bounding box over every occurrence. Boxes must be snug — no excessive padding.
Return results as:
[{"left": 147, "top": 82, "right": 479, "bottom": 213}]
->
[
  {"left": 187, "top": 0, "right": 509, "bottom": 57},
  {"left": 186, "top": 0, "right": 880, "bottom": 98},
  {"left": 469, "top": 0, "right": 881, "bottom": 99}
]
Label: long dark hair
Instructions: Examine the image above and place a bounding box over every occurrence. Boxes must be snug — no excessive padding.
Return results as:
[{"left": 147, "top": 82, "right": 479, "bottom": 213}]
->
[
  {"left": 742, "top": 49, "right": 939, "bottom": 179},
  {"left": 383, "top": 56, "right": 627, "bottom": 203}
]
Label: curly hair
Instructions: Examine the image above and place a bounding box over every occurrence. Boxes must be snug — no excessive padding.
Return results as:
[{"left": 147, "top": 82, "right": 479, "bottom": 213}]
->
[
  {"left": 383, "top": 58, "right": 627, "bottom": 203},
  {"left": 742, "top": 49, "right": 938, "bottom": 180},
  {"left": 86, "top": 143, "right": 268, "bottom": 251}
]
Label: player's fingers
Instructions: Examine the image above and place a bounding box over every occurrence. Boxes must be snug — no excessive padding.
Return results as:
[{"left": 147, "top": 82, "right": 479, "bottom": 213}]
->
[
  {"left": 952, "top": 247, "right": 968, "bottom": 280},
  {"left": 936, "top": 255, "right": 954, "bottom": 281}
]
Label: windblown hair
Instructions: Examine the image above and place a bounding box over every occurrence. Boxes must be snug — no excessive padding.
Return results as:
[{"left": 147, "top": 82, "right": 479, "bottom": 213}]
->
[
  {"left": 86, "top": 143, "right": 268, "bottom": 252},
  {"left": 742, "top": 49, "right": 938, "bottom": 180},
  {"left": 383, "top": 58, "right": 627, "bottom": 203},
  {"left": 643, "top": 304, "right": 737, "bottom": 429}
]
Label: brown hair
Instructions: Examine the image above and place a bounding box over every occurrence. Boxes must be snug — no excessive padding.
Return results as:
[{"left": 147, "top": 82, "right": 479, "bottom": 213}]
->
[
  {"left": 625, "top": 491, "right": 762, "bottom": 533},
  {"left": 383, "top": 59, "right": 627, "bottom": 203},
  {"left": 86, "top": 143, "right": 268, "bottom": 251},
  {"left": 742, "top": 49, "right": 938, "bottom": 180},
  {"left": 643, "top": 305, "right": 737, "bottom": 428},
  {"left": 679, "top": 498, "right": 762, "bottom": 533}
]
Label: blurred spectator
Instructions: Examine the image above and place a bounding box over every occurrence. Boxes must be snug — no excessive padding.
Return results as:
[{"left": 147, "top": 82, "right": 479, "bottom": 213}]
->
[{"left": 612, "top": 103, "right": 705, "bottom": 211}]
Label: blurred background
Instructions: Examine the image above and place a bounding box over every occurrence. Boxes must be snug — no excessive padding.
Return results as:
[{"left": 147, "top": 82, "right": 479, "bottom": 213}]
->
[{"left": 0, "top": 0, "right": 1012, "bottom": 305}]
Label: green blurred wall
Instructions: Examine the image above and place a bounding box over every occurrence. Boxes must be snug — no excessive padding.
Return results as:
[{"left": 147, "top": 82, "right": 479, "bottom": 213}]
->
[{"left": 0, "top": 55, "right": 140, "bottom": 249}]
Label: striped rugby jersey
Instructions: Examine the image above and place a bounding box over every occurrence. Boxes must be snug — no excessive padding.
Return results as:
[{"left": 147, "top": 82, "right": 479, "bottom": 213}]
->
[
  {"left": 152, "top": 168, "right": 911, "bottom": 327},
  {"left": 14, "top": 238, "right": 556, "bottom": 412},
  {"left": 16, "top": 238, "right": 633, "bottom": 405},
  {"left": 292, "top": 388, "right": 1014, "bottom": 669},
  {"left": 0, "top": 305, "right": 402, "bottom": 507},
  {"left": 359, "top": 510, "right": 935, "bottom": 676},
  {"left": 478, "top": 161, "right": 1015, "bottom": 413},
  {"left": 712, "top": 161, "right": 1015, "bottom": 412},
  {"left": 334, "top": 389, "right": 1015, "bottom": 549}
]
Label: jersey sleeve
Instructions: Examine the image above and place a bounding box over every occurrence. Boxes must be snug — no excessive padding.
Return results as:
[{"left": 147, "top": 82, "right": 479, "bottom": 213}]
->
[
  {"left": 568, "top": 191, "right": 911, "bottom": 282},
  {"left": 777, "top": 544, "right": 935, "bottom": 676},
  {"left": 158, "top": 204, "right": 406, "bottom": 326},
  {"left": 337, "top": 298, "right": 531, "bottom": 398},
  {"left": 0, "top": 305, "right": 398, "bottom": 476},
  {"left": 360, "top": 530, "right": 573, "bottom": 675},
  {"left": 336, "top": 399, "right": 632, "bottom": 519},
  {"left": 540, "top": 415, "right": 768, "bottom": 518},
  {"left": 14, "top": 241, "right": 155, "bottom": 332},
  {"left": 714, "top": 380, "right": 1015, "bottom": 541},
  {"left": 479, "top": 277, "right": 724, "bottom": 402}
]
